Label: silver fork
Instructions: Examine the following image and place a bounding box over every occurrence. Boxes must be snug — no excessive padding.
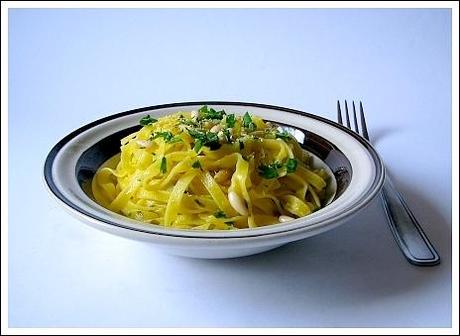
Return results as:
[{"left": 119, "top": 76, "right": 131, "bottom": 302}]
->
[{"left": 337, "top": 100, "right": 440, "bottom": 266}]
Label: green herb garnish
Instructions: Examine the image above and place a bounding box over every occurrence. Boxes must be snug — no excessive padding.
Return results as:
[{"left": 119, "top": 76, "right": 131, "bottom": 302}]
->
[
  {"left": 193, "top": 139, "right": 203, "bottom": 153},
  {"left": 242, "top": 112, "right": 252, "bottom": 126},
  {"left": 242, "top": 112, "right": 256, "bottom": 132},
  {"left": 153, "top": 131, "right": 173, "bottom": 141},
  {"left": 198, "top": 105, "right": 209, "bottom": 117},
  {"left": 286, "top": 158, "right": 298, "bottom": 173},
  {"left": 206, "top": 131, "right": 219, "bottom": 144},
  {"left": 160, "top": 157, "right": 167, "bottom": 174},
  {"left": 198, "top": 105, "right": 226, "bottom": 120},
  {"left": 139, "top": 115, "right": 158, "bottom": 126},
  {"left": 214, "top": 210, "right": 227, "bottom": 218},
  {"left": 226, "top": 114, "right": 236, "bottom": 128},
  {"left": 188, "top": 128, "right": 221, "bottom": 151},
  {"left": 275, "top": 130, "right": 292, "bottom": 140},
  {"left": 208, "top": 108, "right": 226, "bottom": 120},
  {"left": 152, "top": 131, "right": 182, "bottom": 143},
  {"left": 258, "top": 162, "right": 282, "bottom": 179},
  {"left": 188, "top": 128, "right": 205, "bottom": 140},
  {"left": 151, "top": 131, "right": 182, "bottom": 144},
  {"left": 169, "top": 136, "right": 182, "bottom": 144},
  {"left": 192, "top": 160, "right": 202, "bottom": 169}
]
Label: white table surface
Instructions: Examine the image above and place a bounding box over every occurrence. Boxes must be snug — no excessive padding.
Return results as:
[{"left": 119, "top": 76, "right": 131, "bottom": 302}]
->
[{"left": 8, "top": 8, "right": 452, "bottom": 328}]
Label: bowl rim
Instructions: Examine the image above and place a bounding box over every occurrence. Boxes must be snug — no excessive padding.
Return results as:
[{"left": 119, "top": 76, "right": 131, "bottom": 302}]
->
[{"left": 44, "top": 100, "right": 385, "bottom": 239}]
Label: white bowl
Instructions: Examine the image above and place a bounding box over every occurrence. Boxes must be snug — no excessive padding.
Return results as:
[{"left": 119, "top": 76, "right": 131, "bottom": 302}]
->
[{"left": 44, "top": 101, "right": 385, "bottom": 258}]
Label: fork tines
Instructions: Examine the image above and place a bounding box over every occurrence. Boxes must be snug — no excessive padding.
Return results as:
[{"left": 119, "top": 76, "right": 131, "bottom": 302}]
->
[{"left": 337, "top": 100, "right": 369, "bottom": 141}]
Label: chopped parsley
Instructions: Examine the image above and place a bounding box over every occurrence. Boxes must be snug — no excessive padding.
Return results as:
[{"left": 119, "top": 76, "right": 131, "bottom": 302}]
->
[
  {"left": 286, "top": 158, "right": 298, "bottom": 173},
  {"left": 188, "top": 128, "right": 221, "bottom": 151},
  {"left": 187, "top": 128, "right": 205, "bottom": 140},
  {"left": 275, "top": 130, "right": 292, "bottom": 140},
  {"left": 214, "top": 210, "right": 227, "bottom": 218},
  {"left": 242, "top": 112, "right": 257, "bottom": 132},
  {"left": 226, "top": 114, "right": 236, "bottom": 128},
  {"left": 151, "top": 131, "right": 182, "bottom": 143},
  {"left": 169, "top": 136, "right": 183, "bottom": 144},
  {"left": 258, "top": 162, "right": 283, "bottom": 179},
  {"left": 193, "top": 139, "right": 203, "bottom": 152},
  {"left": 206, "top": 131, "right": 219, "bottom": 144},
  {"left": 160, "top": 157, "right": 167, "bottom": 174},
  {"left": 198, "top": 105, "right": 226, "bottom": 120},
  {"left": 153, "top": 131, "right": 173, "bottom": 141},
  {"left": 192, "top": 160, "right": 202, "bottom": 169},
  {"left": 242, "top": 112, "right": 252, "bottom": 126},
  {"left": 139, "top": 115, "right": 158, "bottom": 126}
]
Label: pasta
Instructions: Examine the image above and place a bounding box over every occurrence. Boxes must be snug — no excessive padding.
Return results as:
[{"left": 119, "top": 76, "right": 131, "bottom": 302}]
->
[{"left": 92, "top": 106, "right": 330, "bottom": 230}]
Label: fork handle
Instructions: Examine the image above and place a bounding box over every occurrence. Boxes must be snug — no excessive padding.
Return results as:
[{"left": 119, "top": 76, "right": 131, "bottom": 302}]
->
[{"left": 380, "top": 176, "right": 440, "bottom": 266}]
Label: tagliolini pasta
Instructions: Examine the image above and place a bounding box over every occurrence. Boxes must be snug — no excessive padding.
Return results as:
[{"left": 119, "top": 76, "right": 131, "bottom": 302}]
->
[{"left": 92, "top": 106, "right": 329, "bottom": 230}]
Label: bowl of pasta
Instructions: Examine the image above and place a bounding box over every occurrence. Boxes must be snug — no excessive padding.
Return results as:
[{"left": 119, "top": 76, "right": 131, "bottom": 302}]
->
[{"left": 44, "top": 101, "right": 385, "bottom": 258}]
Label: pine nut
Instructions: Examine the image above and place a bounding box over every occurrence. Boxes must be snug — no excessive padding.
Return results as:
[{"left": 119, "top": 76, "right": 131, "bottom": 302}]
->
[
  {"left": 210, "top": 124, "right": 222, "bottom": 133},
  {"left": 217, "top": 130, "right": 226, "bottom": 141},
  {"left": 228, "top": 191, "right": 248, "bottom": 216},
  {"left": 136, "top": 140, "right": 152, "bottom": 148},
  {"left": 279, "top": 215, "right": 295, "bottom": 223}
]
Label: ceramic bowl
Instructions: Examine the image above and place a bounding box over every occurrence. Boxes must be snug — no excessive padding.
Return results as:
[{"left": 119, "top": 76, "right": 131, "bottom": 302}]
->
[{"left": 44, "top": 101, "right": 385, "bottom": 258}]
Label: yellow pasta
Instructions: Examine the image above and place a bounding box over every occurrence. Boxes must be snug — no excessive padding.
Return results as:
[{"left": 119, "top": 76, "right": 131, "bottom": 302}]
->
[{"left": 92, "top": 106, "right": 329, "bottom": 230}]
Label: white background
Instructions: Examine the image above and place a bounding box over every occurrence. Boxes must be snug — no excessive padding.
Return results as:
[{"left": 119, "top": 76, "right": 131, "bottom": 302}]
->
[{"left": 8, "top": 8, "right": 452, "bottom": 327}]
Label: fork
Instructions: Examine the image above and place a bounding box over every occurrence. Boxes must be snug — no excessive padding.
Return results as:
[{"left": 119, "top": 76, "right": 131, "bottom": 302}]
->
[{"left": 337, "top": 100, "right": 440, "bottom": 266}]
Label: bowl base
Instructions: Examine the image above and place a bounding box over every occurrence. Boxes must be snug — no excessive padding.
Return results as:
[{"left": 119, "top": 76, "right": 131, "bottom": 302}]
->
[{"left": 159, "top": 243, "right": 286, "bottom": 259}]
